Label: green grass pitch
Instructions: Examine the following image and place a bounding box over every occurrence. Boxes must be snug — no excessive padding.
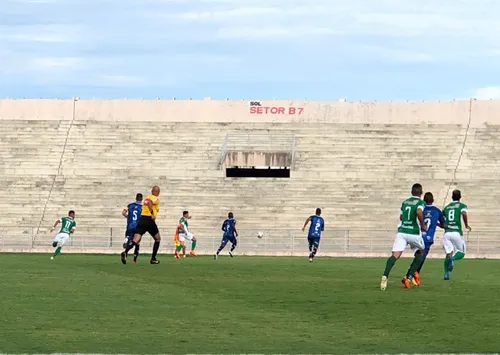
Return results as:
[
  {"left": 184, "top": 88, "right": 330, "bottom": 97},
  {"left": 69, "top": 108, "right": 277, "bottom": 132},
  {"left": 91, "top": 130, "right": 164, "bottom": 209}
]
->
[{"left": 2, "top": 253, "right": 500, "bottom": 354}]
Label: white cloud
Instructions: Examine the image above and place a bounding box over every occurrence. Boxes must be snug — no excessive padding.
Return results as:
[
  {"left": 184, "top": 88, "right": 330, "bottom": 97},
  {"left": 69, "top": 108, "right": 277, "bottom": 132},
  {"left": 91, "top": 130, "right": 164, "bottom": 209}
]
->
[
  {"left": 31, "top": 57, "right": 85, "bottom": 69},
  {"left": 0, "top": 24, "right": 88, "bottom": 43},
  {"left": 174, "top": 6, "right": 281, "bottom": 20},
  {"left": 152, "top": 0, "right": 500, "bottom": 39},
  {"left": 352, "top": 45, "right": 434, "bottom": 63},
  {"left": 7, "top": 0, "right": 58, "bottom": 3},
  {"left": 98, "top": 75, "right": 147, "bottom": 86},
  {"left": 473, "top": 87, "right": 500, "bottom": 100},
  {"left": 1, "top": 33, "right": 71, "bottom": 43},
  {"left": 215, "top": 26, "right": 334, "bottom": 39}
]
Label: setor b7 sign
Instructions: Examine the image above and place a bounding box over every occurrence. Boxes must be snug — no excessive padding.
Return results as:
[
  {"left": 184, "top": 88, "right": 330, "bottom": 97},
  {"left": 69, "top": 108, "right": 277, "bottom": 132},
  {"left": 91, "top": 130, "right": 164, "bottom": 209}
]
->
[{"left": 249, "top": 101, "right": 304, "bottom": 115}]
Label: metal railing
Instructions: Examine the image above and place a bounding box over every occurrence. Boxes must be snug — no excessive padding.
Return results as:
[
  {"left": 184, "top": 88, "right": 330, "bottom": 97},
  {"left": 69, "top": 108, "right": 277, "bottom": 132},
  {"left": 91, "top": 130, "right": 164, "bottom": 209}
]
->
[
  {"left": 218, "top": 133, "right": 228, "bottom": 168},
  {"left": 224, "top": 133, "right": 295, "bottom": 152},
  {"left": 291, "top": 136, "right": 297, "bottom": 169},
  {"left": 0, "top": 226, "right": 498, "bottom": 258}
]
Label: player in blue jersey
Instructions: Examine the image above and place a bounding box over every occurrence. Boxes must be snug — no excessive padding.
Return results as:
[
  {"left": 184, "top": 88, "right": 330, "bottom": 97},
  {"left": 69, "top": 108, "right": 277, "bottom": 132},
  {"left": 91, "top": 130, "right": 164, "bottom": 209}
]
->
[
  {"left": 404, "top": 192, "right": 445, "bottom": 285},
  {"left": 214, "top": 212, "right": 238, "bottom": 260},
  {"left": 121, "top": 193, "right": 143, "bottom": 264},
  {"left": 302, "top": 208, "right": 325, "bottom": 262}
]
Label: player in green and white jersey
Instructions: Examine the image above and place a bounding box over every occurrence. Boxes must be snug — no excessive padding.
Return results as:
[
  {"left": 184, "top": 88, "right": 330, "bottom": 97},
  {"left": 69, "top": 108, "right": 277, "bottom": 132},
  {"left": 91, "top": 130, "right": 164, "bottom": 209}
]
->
[
  {"left": 49, "top": 210, "right": 76, "bottom": 260},
  {"left": 381, "top": 183, "right": 428, "bottom": 291},
  {"left": 442, "top": 189, "right": 471, "bottom": 280},
  {"left": 175, "top": 210, "right": 198, "bottom": 257}
]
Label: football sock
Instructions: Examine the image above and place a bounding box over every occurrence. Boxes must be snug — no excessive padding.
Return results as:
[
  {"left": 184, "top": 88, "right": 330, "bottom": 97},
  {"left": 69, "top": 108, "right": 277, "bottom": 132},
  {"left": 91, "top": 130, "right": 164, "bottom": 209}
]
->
[
  {"left": 176, "top": 245, "right": 182, "bottom": 252},
  {"left": 311, "top": 246, "right": 318, "bottom": 257},
  {"left": 416, "top": 256, "right": 427, "bottom": 273},
  {"left": 216, "top": 241, "right": 227, "bottom": 254},
  {"left": 453, "top": 251, "right": 465, "bottom": 261},
  {"left": 151, "top": 240, "right": 160, "bottom": 260},
  {"left": 407, "top": 252, "right": 427, "bottom": 277},
  {"left": 383, "top": 255, "right": 397, "bottom": 277},
  {"left": 230, "top": 243, "right": 236, "bottom": 252},
  {"left": 124, "top": 241, "right": 136, "bottom": 254},
  {"left": 407, "top": 252, "right": 424, "bottom": 278},
  {"left": 134, "top": 244, "right": 140, "bottom": 259},
  {"left": 444, "top": 256, "right": 451, "bottom": 273},
  {"left": 191, "top": 240, "right": 197, "bottom": 250},
  {"left": 53, "top": 246, "right": 62, "bottom": 257}
]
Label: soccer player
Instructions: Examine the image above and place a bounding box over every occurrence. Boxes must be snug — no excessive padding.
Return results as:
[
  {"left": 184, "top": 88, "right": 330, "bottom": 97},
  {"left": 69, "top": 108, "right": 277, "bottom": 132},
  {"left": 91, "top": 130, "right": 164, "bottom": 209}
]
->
[
  {"left": 442, "top": 189, "right": 471, "bottom": 280},
  {"left": 176, "top": 211, "right": 198, "bottom": 257},
  {"left": 121, "top": 193, "right": 143, "bottom": 264},
  {"left": 173, "top": 222, "right": 183, "bottom": 259},
  {"left": 301, "top": 208, "right": 325, "bottom": 262},
  {"left": 49, "top": 210, "right": 76, "bottom": 259},
  {"left": 404, "top": 192, "right": 446, "bottom": 285},
  {"left": 214, "top": 212, "right": 238, "bottom": 260},
  {"left": 121, "top": 185, "right": 162, "bottom": 265},
  {"left": 380, "top": 183, "right": 428, "bottom": 291}
]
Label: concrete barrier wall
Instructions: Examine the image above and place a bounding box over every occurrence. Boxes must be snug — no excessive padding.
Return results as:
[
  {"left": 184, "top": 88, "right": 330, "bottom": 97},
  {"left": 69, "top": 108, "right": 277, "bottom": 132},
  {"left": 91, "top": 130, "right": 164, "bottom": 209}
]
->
[
  {"left": 0, "top": 99, "right": 74, "bottom": 121},
  {"left": 2, "top": 99, "right": 499, "bottom": 126}
]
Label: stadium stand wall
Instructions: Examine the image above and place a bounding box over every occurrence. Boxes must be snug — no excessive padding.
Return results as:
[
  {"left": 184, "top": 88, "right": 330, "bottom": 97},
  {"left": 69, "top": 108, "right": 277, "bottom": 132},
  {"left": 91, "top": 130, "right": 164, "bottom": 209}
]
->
[{"left": 1, "top": 98, "right": 499, "bottom": 258}]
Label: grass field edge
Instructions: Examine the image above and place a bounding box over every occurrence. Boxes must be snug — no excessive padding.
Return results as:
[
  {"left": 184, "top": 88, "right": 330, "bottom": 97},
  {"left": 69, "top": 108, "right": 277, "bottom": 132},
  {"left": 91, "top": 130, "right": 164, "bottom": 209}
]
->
[
  {"left": 0, "top": 248, "right": 497, "bottom": 259},
  {"left": 1, "top": 353, "right": 498, "bottom": 355}
]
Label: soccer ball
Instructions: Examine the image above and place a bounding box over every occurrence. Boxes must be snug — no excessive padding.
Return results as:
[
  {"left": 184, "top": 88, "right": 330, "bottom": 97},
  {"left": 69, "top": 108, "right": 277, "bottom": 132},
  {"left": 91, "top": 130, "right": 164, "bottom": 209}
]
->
[{"left": 257, "top": 231, "right": 263, "bottom": 239}]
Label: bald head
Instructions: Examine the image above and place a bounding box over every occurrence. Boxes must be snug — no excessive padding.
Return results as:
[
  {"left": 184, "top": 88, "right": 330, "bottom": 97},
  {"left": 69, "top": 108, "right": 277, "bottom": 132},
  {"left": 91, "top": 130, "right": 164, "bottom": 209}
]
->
[{"left": 152, "top": 185, "right": 160, "bottom": 196}]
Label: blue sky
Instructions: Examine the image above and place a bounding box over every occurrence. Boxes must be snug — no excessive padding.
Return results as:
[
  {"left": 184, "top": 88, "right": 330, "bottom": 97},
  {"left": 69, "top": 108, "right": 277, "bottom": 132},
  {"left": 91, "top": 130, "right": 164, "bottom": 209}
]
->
[{"left": 1, "top": 0, "right": 500, "bottom": 101}]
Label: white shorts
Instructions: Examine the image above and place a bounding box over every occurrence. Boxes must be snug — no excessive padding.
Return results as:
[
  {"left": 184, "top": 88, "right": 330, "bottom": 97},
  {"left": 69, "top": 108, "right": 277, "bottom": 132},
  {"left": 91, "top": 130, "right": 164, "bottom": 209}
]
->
[
  {"left": 392, "top": 232, "right": 425, "bottom": 252},
  {"left": 53, "top": 232, "right": 70, "bottom": 246},
  {"left": 179, "top": 232, "right": 194, "bottom": 243},
  {"left": 443, "top": 232, "right": 466, "bottom": 254}
]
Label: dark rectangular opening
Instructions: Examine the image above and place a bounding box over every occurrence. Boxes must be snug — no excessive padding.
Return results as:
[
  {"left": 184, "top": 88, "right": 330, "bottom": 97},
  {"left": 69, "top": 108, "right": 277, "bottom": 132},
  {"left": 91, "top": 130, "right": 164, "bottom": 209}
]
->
[{"left": 226, "top": 166, "right": 290, "bottom": 178}]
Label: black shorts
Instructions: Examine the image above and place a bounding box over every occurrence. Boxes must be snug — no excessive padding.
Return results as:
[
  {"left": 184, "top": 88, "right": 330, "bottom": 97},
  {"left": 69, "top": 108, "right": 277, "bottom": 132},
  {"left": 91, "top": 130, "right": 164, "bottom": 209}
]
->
[{"left": 134, "top": 216, "right": 159, "bottom": 237}]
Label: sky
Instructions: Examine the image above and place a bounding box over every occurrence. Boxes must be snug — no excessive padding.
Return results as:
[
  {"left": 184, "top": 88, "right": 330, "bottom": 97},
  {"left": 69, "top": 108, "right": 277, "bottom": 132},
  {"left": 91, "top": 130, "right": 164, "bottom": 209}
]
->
[{"left": 1, "top": 0, "right": 500, "bottom": 101}]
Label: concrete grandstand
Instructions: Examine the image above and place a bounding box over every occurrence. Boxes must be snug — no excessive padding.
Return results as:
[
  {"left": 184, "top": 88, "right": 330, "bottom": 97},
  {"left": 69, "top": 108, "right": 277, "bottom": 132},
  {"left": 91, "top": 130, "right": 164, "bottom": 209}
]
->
[{"left": 0, "top": 98, "right": 499, "bottom": 257}]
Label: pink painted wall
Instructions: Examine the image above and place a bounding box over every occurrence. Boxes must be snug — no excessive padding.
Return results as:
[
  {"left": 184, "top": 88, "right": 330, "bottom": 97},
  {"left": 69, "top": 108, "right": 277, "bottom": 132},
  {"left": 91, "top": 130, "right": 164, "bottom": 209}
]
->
[{"left": 1, "top": 99, "right": 499, "bottom": 126}]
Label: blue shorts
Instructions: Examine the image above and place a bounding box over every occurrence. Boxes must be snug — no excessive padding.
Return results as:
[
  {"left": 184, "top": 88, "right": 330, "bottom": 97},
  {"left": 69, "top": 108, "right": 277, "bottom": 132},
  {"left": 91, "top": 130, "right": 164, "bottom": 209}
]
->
[
  {"left": 222, "top": 235, "right": 237, "bottom": 244},
  {"left": 308, "top": 237, "right": 320, "bottom": 246},
  {"left": 415, "top": 242, "right": 433, "bottom": 257},
  {"left": 125, "top": 228, "right": 136, "bottom": 239}
]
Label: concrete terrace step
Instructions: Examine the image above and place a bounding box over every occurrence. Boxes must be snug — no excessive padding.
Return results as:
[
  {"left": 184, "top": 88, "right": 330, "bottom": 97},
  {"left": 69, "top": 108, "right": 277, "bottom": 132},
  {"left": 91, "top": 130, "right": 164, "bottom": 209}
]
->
[{"left": 0, "top": 118, "right": 498, "bottom": 246}]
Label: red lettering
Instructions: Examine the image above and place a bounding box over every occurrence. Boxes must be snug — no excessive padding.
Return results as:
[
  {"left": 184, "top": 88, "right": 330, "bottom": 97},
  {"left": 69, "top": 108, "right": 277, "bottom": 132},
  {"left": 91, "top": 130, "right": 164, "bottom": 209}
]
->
[{"left": 249, "top": 106, "right": 304, "bottom": 115}]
